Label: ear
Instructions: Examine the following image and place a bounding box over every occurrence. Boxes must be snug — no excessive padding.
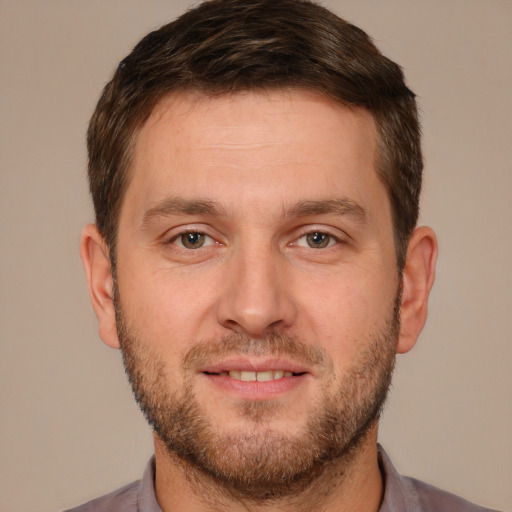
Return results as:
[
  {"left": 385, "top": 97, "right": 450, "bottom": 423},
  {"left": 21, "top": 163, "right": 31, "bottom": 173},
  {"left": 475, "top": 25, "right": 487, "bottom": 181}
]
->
[
  {"left": 397, "top": 226, "right": 438, "bottom": 354},
  {"left": 80, "top": 224, "right": 120, "bottom": 349}
]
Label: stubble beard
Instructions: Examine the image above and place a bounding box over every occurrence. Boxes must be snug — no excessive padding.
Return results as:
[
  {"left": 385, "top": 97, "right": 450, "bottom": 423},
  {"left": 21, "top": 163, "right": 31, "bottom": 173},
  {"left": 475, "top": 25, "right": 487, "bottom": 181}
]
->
[{"left": 116, "top": 294, "right": 400, "bottom": 503}]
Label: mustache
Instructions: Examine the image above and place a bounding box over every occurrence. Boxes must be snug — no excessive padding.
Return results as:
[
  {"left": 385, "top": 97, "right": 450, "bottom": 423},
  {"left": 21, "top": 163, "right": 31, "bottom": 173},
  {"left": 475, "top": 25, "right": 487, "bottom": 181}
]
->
[{"left": 182, "top": 332, "right": 330, "bottom": 371}]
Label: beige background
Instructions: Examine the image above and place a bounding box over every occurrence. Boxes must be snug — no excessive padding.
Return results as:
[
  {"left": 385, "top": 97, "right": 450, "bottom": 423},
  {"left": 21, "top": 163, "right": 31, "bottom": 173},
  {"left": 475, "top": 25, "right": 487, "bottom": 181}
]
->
[{"left": 1, "top": 1, "right": 511, "bottom": 511}]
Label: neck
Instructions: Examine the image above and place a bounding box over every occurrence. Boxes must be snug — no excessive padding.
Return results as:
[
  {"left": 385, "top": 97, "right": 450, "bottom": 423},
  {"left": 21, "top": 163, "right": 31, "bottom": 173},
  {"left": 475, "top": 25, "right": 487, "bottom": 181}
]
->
[{"left": 154, "top": 427, "right": 383, "bottom": 512}]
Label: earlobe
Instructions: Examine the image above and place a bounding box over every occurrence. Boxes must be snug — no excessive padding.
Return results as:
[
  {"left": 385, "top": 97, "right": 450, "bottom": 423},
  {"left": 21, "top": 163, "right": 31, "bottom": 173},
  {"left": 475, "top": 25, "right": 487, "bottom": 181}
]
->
[
  {"left": 80, "top": 224, "right": 121, "bottom": 349},
  {"left": 397, "top": 226, "right": 438, "bottom": 354}
]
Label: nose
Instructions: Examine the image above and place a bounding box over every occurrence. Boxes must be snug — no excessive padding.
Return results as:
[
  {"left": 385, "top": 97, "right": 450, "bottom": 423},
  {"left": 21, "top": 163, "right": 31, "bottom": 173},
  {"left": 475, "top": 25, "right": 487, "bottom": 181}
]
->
[{"left": 216, "top": 245, "right": 297, "bottom": 338}]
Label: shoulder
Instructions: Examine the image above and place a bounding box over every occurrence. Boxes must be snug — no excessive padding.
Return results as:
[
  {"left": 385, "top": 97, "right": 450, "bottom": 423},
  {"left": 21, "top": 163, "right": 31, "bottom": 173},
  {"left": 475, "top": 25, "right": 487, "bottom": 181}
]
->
[
  {"left": 378, "top": 446, "right": 501, "bottom": 512},
  {"left": 401, "top": 475, "right": 501, "bottom": 512},
  {"left": 64, "top": 480, "right": 140, "bottom": 512},
  {"left": 64, "top": 457, "right": 159, "bottom": 512}
]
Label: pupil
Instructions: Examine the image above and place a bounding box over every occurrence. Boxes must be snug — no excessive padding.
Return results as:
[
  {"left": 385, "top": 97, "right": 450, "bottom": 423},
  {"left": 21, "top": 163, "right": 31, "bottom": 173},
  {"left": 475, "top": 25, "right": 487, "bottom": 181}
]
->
[
  {"left": 307, "top": 232, "right": 328, "bottom": 248},
  {"left": 183, "top": 233, "right": 204, "bottom": 248}
]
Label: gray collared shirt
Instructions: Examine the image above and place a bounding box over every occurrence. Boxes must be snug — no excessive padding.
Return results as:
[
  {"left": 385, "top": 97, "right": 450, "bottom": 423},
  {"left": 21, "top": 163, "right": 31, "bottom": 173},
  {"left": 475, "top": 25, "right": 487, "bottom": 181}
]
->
[{"left": 65, "top": 447, "right": 500, "bottom": 511}]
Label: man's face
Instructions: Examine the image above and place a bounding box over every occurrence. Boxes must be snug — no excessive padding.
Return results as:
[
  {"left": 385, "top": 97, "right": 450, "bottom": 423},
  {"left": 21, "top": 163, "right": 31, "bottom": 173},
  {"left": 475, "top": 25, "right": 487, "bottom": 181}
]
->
[{"left": 114, "top": 90, "right": 401, "bottom": 497}]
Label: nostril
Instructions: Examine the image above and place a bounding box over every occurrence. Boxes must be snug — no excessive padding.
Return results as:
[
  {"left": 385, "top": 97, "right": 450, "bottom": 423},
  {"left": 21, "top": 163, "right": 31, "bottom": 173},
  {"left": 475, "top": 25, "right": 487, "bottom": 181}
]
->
[{"left": 215, "top": 279, "right": 298, "bottom": 338}]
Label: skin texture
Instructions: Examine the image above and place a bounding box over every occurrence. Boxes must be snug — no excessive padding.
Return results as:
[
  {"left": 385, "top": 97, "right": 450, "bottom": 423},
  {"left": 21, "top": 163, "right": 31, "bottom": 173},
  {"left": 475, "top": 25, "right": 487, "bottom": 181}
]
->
[{"left": 81, "top": 89, "right": 437, "bottom": 512}]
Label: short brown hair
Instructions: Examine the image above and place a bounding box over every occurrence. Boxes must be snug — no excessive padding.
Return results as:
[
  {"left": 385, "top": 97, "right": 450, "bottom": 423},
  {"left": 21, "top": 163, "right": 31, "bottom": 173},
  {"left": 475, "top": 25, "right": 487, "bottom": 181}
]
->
[{"left": 87, "top": 0, "right": 422, "bottom": 271}]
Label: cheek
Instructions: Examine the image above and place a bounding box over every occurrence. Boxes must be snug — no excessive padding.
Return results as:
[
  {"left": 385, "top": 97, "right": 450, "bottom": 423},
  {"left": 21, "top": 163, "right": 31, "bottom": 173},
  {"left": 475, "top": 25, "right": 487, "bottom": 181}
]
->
[
  {"left": 294, "top": 266, "right": 398, "bottom": 363},
  {"left": 116, "top": 259, "right": 222, "bottom": 345}
]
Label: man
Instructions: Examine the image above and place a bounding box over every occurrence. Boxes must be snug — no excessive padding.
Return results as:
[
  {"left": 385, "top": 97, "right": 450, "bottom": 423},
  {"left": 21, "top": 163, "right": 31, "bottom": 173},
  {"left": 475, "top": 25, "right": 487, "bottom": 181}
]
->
[{"left": 72, "top": 0, "right": 498, "bottom": 510}]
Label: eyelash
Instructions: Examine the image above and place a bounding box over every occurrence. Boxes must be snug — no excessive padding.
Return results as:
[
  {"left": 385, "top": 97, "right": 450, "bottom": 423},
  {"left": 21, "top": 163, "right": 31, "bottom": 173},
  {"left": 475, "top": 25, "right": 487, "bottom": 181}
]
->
[
  {"left": 293, "top": 230, "right": 343, "bottom": 249},
  {"left": 164, "top": 227, "right": 344, "bottom": 251},
  {"left": 167, "top": 230, "right": 216, "bottom": 250}
]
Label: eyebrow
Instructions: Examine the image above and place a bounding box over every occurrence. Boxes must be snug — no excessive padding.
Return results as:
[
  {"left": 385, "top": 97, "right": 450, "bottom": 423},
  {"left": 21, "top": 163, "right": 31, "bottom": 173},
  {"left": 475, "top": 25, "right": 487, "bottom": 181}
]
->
[
  {"left": 286, "top": 198, "right": 367, "bottom": 222},
  {"left": 141, "top": 197, "right": 226, "bottom": 228},
  {"left": 141, "top": 196, "right": 367, "bottom": 228}
]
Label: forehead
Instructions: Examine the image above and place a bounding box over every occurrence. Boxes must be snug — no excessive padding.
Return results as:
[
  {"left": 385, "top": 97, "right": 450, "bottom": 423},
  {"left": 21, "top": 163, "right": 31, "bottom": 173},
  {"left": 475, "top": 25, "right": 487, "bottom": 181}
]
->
[
  {"left": 123, "top": 89, "right": 385, "bottom": 222},
  {"left": 139, "top": 89, "right": 377, "bottom": 159}
]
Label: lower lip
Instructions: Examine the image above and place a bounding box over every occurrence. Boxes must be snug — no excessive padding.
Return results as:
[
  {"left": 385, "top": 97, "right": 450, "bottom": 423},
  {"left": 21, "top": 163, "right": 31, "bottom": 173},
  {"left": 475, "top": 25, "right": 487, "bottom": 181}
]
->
[{"left": 200, "top": 373, "right": 309, "bottom": 399}]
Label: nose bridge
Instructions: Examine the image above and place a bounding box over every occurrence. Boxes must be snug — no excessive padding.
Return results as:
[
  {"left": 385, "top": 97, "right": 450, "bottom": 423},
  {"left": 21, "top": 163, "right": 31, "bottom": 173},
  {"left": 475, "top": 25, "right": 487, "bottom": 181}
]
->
[{"left": 217, "top": 237, "right": 296, "bottom": 337}]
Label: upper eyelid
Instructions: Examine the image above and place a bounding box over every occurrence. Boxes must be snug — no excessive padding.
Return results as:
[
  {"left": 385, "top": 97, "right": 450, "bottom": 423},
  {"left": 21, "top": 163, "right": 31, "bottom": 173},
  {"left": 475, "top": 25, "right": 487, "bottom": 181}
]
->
[
  {"left": 299, "top": 228, "right": 341, "bottom": 238},
  {"left": 294, "top": 225, "right": 349, "bottom": 241},
  {"left": 293, "top": 232, "right": 341, "bottom": 248},
  {"left": 167, "top": 232, "right": 217, "bottom": 250},
  {"left": 172, "top": 232, "right": 215, "bottom": 250},
  {"left": 289, "top": 225, "right": 354, "bottom": 251},
  {"left": 169, "top": 230, "right": 212, "bottom": 240},
  {"left": 158, "top": 224, "right": 349, "bottom": 244},
  {"left": 168, "top": 228, "right": 209, "bottom": 238},
  {"left": 159, "top": 224, "right": 219, "bottom": 241}
]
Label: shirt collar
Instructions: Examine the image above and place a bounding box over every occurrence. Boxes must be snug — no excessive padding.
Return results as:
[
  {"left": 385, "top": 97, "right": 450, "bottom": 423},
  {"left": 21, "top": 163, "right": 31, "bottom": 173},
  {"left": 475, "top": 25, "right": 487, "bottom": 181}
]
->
[
  {"left": 138, "top": 457, "right": 162, "bottom": 512},
  {"left": 138, "top": 446, "right": 412, "bottom": 512},
  {"left": 378, "top": 444, "right": 417, "bottom": 512}
]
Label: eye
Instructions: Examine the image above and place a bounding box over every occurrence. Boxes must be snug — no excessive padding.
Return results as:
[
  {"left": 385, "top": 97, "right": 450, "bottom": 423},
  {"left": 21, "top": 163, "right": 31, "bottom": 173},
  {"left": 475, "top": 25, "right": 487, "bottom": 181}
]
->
[
  {"left": 296, "top": 231, "right": 337, "bottom": 249},
  {"left": 172, "top": 232, "right": 214, "bottom": 249}
]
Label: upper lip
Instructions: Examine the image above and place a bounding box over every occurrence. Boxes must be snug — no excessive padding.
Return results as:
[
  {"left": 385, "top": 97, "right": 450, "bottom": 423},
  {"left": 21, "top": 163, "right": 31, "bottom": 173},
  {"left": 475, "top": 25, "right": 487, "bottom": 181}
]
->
[{"left": 199, "top": 357, "right": 311, "bottom": 375}]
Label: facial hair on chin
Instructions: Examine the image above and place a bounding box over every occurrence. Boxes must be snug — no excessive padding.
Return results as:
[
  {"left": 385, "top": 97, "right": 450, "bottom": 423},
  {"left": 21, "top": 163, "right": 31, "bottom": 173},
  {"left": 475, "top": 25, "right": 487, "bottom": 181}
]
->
[{"left": 115, "top": 294, "right": 400, "bottom": 502}]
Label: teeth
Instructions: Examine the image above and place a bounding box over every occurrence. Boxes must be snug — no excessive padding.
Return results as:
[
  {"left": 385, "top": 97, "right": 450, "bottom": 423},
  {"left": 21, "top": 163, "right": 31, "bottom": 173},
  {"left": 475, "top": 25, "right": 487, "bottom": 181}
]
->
[
  {"left": 241, "top": 371, "right": 256, "bottom": 381},
  {"left": 227, "top": 370, "right": 295, "bottom": 381},
  {"left": 256, "top": 371, "right": 274, "bottom": 382}
]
